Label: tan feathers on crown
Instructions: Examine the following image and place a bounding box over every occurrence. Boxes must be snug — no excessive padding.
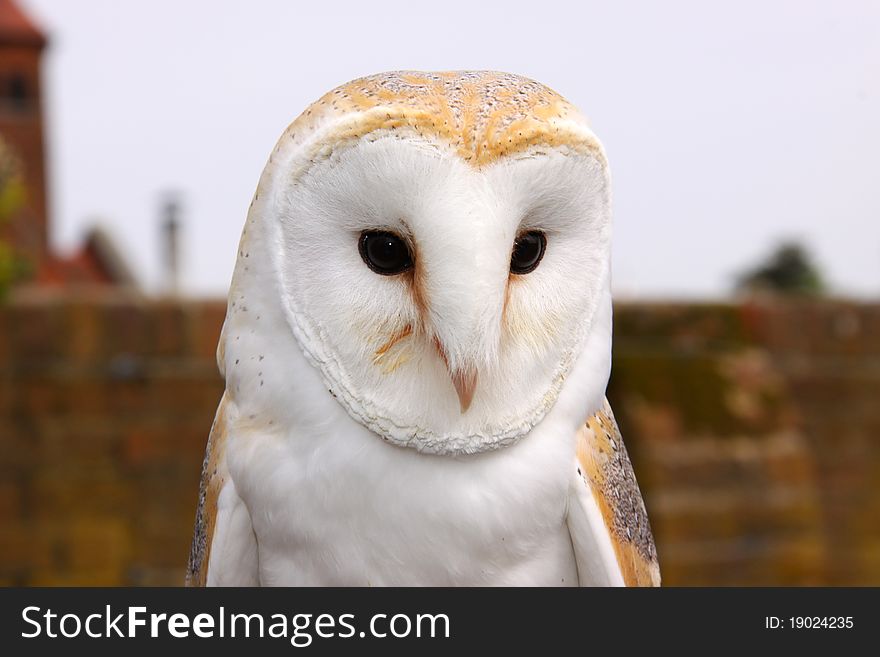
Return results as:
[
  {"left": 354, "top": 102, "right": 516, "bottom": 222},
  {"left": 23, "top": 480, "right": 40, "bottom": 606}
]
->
[{"left": 274, "top": 71, "right": 605, "bottom": 168}]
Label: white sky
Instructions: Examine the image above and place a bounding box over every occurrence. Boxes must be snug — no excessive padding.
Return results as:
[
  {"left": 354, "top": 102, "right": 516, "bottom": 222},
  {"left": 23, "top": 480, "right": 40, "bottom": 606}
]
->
[{"left": 21, "top": 0, "right": 880, "bottom": 298}]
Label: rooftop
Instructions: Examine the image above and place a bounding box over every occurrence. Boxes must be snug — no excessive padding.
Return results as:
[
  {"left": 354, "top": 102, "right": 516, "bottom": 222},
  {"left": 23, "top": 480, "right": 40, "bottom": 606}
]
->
[{"left": 0, "top": 0, "right": 46, "bottom": 48}]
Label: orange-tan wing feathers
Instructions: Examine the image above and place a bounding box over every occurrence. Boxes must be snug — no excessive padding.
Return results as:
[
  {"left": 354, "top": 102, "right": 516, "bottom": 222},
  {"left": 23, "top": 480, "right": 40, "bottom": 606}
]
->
[
  {"left": 185, "top": 393, "right": 231, "bottom": 587},
  {"left": 573, "top": 400, "right": 661, "bottom": 586}
]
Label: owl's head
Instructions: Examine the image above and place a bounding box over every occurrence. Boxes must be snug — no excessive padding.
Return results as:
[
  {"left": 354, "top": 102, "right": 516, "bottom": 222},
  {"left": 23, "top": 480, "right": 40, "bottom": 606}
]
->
[{"left": 223, "top": 72, "right": 612, "bottom": 455}]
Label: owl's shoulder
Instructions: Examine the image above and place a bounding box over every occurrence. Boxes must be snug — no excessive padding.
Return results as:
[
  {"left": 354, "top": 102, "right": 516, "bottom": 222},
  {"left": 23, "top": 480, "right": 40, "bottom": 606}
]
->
[
  {"left": 186, "top": 393, "right": 232, "bottom": 586},
  {"left": 575, "top": 400, "right": 660, "bottom": 586}
]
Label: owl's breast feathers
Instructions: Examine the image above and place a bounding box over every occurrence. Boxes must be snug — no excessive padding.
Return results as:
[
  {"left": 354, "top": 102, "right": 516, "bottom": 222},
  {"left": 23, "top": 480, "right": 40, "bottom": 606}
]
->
[{"left": 576, "top": 401, "right": 661, "bottom": 586}]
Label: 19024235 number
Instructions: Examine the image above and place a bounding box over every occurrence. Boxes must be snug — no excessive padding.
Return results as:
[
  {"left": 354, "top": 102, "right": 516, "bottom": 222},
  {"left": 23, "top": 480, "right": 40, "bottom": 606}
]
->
[{"left": 790, "top": 617, "right": 853, "bottom": 629}]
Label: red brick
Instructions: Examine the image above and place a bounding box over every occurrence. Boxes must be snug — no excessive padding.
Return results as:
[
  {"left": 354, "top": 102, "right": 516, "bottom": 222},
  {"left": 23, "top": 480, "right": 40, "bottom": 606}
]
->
[
  {"left": 65, "top": 301, "right": 102, "bottom": 364},
  {"left": 187, "top": 302, "right": 225, "bottom": 362},
  {"left": 8, "top": 303, "right": 65, "bottom": 363},
  {"left": 0, "top": 480, "right": 22, "bottom": 522},
  {"left": 153, "top": 302, "right": 188, "bottom": 357}
]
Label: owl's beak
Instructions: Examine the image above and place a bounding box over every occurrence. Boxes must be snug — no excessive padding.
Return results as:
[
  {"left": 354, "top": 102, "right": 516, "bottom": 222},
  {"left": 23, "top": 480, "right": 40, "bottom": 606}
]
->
[
  {"left": 434, "top": 339, "right": 478, "bottom": 413},
  {"left": 450, "top": 368, "right": 478, "bottom": 414},
  {"left": 417, "top": 216, "right": 506, "bottom": 415}
]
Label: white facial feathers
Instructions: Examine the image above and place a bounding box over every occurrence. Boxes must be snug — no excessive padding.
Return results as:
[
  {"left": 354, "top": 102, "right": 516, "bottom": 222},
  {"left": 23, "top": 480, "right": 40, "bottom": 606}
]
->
[{"left": 222, "top": 72, "right": 612, "bottom": 455}]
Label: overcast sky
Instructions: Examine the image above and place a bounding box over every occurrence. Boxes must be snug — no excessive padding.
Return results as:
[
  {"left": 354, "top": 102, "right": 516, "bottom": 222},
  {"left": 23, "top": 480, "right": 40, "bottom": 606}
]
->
[{"left": 22, "top": 0, "right": 880, "bottom": 298}]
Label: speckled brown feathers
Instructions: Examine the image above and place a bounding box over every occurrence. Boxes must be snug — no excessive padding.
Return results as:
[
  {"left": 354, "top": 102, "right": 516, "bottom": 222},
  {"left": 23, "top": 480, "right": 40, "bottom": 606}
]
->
[
  {"left": 185, "top": 394, "right": 230, "bottom": 587},
  {"left": 576, "top": 401, "right": 661, "bottom": 586},
  {"left": 271, "top": 71, "right": 605, "bottom": 171}
]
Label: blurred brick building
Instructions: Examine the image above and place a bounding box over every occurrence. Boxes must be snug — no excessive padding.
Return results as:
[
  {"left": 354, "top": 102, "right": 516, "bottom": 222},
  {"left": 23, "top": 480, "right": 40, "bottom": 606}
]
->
[
  {"left": 608, "top": 303, "right": 880, "bottom": 585},
  {"left": 0, "top": 0, "right": 135, "bottom": 288}
]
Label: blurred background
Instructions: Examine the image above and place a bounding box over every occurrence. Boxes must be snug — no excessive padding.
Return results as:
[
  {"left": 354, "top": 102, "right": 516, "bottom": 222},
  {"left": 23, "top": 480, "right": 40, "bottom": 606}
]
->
[{"left": 0, "top": 0, "right": 877, "bottom": 585}]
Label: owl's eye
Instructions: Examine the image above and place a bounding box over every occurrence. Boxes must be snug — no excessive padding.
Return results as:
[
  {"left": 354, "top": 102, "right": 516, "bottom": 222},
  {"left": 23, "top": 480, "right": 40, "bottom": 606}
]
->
[
  {"left": 510, "top": 231, "right": 546, "bottom": 275},
  {"left": 359, "top": 231, "right": 413, "bottom": 275}
]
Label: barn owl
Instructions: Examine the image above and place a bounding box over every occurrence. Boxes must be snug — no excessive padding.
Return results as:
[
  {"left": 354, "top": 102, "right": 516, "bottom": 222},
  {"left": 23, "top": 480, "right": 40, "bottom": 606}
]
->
[{"left": 186, "top": 71, "right": 660, "bottom": 587}]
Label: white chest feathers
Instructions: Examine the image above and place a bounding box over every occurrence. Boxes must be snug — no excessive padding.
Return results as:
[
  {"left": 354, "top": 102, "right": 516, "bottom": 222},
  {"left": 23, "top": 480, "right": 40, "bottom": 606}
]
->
[{"left": 225, "top": 402, "right": 580, "bottom": 586}]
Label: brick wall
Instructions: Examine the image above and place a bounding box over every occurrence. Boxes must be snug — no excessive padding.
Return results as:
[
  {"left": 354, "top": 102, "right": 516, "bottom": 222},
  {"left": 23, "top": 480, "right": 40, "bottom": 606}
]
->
[
  {"left": 609, "top": 302, "right": 880, "bottom": 585},
  {"left": 1, "top": 293, "right": 878, "bottom": 585},
  {"left": 0, "top": 292, "right": 225, "bottom": 585}
]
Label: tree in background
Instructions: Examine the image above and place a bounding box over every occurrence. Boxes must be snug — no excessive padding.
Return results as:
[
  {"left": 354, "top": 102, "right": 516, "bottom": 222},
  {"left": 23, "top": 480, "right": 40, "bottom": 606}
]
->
[
  {"left": 736, "top": 241, "right": 826, "bottom": 296},
  {"left": 0, "top": 134, "right": 25, "bottom": 300}
]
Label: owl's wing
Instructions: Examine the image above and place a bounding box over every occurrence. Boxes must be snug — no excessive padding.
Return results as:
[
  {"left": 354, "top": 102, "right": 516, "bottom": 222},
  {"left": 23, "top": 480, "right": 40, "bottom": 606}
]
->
[
  {"left": 566, "top": 399, "right": 661, "bottom": 586},
  {"left": 185, "top": 392, "right": 260, "bottom": 586}
]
